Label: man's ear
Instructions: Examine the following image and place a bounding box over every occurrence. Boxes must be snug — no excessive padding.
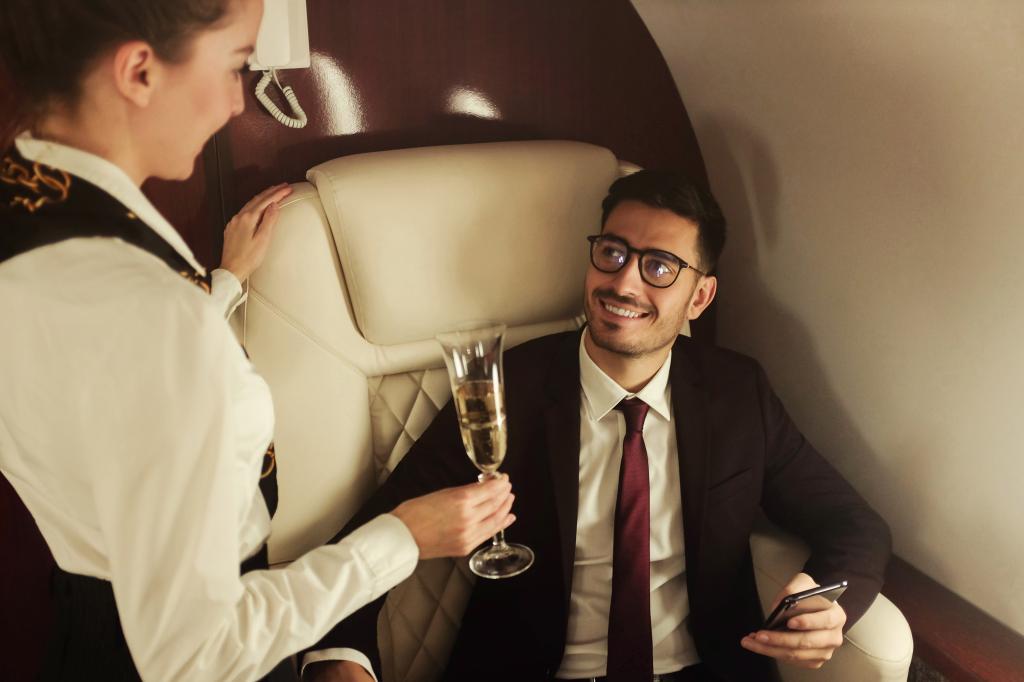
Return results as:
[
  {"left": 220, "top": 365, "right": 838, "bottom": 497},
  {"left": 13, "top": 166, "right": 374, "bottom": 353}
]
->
[
  {"left": 110, "top": 41, "right": 159, "bottom": 108},
  {"left": 686, "top": 274, "right": 717, "bottom": 321}
]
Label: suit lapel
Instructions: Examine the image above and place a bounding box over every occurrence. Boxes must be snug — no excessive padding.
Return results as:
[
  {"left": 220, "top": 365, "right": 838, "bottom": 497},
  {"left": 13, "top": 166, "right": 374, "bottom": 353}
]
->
[
  {"left": 670, "top": 338, "right": 712, "bottom": 574},
  {"left": 542, "top": 331, "right": 584, "bottom": 597}
]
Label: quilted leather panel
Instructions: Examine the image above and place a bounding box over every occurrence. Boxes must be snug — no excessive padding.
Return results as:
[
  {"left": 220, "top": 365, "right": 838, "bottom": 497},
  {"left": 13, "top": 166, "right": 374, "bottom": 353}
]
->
[
  {"left": 369, "top": 368, "right": 475, "bottom": 682},
  {"left": 365, "top": 335, "right": 588, "bottom": 681},
  {"left": 380, "top": 558, "right": 475, "bottom": 682},
  {"left": 368, "top": 369, "right": 452, "bottom": 481}
]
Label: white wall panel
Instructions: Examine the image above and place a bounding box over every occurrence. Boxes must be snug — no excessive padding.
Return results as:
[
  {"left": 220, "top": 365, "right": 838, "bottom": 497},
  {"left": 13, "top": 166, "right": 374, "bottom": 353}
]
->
[{"left": 632, "top": 0, "right": 1024, "bottom": 635}]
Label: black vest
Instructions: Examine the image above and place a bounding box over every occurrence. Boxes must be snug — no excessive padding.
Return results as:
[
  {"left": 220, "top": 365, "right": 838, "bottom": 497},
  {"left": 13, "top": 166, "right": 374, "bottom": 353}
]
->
[{"left": 1, "top": 148, "right": 293, "bottom": 681}]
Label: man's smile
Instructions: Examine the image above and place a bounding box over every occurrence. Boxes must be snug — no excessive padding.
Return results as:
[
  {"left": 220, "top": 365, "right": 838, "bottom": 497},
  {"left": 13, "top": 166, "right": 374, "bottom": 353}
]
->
[
  {"left": 602, "top": 301, "right": 648, "bottom": 319},
  {"left": 593, "top": 289, "right": 654, "bottom": 323}
]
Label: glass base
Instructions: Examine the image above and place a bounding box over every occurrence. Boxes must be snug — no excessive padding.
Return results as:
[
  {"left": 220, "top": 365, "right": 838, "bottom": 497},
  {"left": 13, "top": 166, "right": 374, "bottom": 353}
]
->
[{"left": 469, "top": 543, "right": 535, "bottom": 579}]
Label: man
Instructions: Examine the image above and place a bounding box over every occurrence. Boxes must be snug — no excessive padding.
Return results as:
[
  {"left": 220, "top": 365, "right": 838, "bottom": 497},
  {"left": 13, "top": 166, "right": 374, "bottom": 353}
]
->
[{"left": 307, "top": 170, "right": 891, "bottom": 682}]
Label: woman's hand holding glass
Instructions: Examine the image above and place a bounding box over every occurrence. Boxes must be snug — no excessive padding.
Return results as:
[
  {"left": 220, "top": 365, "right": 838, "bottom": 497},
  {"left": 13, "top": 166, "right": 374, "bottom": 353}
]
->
[{"left": 391, "top": 476, "right": 516, "bottom": 559}]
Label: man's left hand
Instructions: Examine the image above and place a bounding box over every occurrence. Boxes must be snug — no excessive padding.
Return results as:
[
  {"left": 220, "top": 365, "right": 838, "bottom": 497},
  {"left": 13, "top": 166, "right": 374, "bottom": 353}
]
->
[{"left": 740, "top": 572, "right": 846, "bottom": 669}]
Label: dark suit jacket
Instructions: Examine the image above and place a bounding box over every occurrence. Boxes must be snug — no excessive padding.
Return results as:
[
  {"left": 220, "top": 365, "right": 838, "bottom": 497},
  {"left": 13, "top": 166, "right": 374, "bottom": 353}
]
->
[{"left": 317, "top": 330, "right": 891, "bottom": 681}]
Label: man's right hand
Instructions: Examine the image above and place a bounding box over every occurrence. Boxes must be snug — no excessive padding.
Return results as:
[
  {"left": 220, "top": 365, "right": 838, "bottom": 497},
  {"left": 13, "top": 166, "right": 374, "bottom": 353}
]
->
[
  {"left": 740, "top": 572, "right": 846, "bottom": 669},
  {"left": 391, "top": 475, "right": 516, "bottom": 559},
  {"left": 304, "top": 660, "right": 374, "bottom": 682}
]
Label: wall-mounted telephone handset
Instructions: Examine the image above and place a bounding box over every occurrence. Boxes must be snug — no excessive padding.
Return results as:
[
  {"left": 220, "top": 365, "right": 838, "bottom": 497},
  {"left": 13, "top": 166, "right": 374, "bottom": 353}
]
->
[{"left": 250, "top": 0, "right": 311, "bottom": 128}]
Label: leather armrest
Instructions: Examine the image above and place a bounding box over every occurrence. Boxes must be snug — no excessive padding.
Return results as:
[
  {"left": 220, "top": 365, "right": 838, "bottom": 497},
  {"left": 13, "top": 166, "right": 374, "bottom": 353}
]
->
[{"left": 750, "top": 516, "right": 914, "bottom": 681}]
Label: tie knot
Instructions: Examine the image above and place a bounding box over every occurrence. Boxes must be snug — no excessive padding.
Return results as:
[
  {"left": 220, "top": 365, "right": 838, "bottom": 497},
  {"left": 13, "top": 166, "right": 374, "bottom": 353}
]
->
[{"left": 616, "top": 397, "right": 649, "bottom": 433}]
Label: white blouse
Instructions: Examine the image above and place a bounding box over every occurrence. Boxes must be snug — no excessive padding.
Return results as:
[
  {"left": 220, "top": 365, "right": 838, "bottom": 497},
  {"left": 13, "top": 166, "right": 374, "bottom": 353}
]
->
[{"left": 0, "top": 135, "right": 418, "bottom": 681}]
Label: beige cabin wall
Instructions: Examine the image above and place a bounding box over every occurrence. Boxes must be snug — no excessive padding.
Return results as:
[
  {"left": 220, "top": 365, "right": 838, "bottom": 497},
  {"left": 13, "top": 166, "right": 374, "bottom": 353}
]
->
[{"left": 631, "top": 0, "right": 1024, "bottom": 635}]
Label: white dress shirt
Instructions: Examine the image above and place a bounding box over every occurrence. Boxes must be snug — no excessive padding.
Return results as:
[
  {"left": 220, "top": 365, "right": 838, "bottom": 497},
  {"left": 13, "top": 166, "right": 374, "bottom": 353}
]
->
[
  {"left": 555, "top": 334, "right": 700, "bottom": 678},
  {"left": 0, "top": 134, "right": 419, "bottom": 682}
]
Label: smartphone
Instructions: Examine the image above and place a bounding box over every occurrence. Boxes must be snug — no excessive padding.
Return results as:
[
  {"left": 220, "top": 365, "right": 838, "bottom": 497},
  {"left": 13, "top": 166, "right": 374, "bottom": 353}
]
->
[{"left": 762, "top": 580, "right": 848, "bottom": 631}]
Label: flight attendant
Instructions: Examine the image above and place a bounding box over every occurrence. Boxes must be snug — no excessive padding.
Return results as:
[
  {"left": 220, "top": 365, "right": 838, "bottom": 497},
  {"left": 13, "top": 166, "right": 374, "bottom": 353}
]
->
[{"left": 0, "top": 1, "right": 515, "bottom": 680}]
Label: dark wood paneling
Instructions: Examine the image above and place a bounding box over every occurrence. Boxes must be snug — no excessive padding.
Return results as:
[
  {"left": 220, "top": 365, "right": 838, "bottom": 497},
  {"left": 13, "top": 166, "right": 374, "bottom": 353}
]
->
[
  {"left": 142, "top": 139, "right": 224, "bottom": 268},
  {"left": 0, "top": 71, "right": 50, "bottom": 682},
  {"left": 0, "top": 67, "right": 18, "bottom": 152},
  {"left": 220, "top": 0, "right": 706, "bottom": 214},
  {"left": 0, "top": 475, "right": 53, "bottom": 680},
  {"left": 886, "top": 556, "right": 1024, "bottom": 681}
]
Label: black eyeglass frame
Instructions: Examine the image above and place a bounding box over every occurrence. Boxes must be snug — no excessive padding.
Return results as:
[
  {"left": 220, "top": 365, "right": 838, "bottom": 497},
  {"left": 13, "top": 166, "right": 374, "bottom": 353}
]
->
[{"left": 586, "top": 234, "right": 708, "bottom": 287}]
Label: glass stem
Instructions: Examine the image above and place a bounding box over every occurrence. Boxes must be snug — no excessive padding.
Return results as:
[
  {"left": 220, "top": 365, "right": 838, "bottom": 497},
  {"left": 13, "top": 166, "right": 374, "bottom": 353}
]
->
[{"left": 479, "top": 471, "right": 510, "bottom": 548}]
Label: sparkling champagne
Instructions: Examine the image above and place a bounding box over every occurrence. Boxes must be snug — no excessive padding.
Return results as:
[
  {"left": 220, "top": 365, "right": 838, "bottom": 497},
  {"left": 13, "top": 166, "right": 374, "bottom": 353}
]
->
[{"left": 454, "top": 380, "right": 507, "bottom": 472}]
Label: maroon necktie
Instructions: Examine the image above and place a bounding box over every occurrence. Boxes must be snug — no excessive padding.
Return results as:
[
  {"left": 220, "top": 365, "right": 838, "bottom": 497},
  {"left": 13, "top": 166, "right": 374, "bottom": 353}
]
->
[{"left": 606, "top": 397, "right": 653, "bottom": 681}]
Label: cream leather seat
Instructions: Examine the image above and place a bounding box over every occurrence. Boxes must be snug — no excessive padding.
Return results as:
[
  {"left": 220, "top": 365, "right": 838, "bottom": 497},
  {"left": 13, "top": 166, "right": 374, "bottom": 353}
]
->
[{"left": 241, "top": 140, "right": 912, "bottom": 682}]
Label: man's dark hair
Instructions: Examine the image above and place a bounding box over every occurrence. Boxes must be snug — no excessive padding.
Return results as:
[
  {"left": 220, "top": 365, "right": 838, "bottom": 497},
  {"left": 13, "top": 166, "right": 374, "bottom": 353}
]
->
[
  {"left": 600, "top": 170, "right": 727, "bottom": 273},
  {"left": 0, "top": 0, "right": 231, "bottom": 147}
]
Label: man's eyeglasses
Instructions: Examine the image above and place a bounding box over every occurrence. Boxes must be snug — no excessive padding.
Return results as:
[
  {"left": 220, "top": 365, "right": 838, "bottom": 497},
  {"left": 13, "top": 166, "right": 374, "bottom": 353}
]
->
[{"left": 587, "top": 234, "right": 707, "bottom": 288}]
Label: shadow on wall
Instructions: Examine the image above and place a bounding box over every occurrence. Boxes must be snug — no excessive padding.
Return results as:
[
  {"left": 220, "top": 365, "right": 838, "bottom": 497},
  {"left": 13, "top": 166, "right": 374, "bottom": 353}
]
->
[{"left": 697, "top": 114, "right": 897, "bottom": 535}]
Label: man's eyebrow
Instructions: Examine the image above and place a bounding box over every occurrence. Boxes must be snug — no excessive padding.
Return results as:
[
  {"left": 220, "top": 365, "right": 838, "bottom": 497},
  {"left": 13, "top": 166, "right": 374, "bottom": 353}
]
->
[
  {"left": 603, "top": 232, "right": 684, "bottom": 259},
  {"left": 234, "top": 45, "right": 255, "bottom": 56}
]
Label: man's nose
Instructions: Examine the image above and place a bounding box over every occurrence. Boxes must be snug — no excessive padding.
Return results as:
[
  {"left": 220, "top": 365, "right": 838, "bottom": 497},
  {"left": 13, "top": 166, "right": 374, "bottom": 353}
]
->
[{"left": 608, "top": 255, "right": 645, "bottom": 294}]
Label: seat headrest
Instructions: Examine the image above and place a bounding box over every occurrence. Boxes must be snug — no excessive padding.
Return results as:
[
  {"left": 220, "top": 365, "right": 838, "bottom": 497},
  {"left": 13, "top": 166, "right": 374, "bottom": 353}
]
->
[{"left": 306, "top": 140, "right": 619, "bottom": 345}]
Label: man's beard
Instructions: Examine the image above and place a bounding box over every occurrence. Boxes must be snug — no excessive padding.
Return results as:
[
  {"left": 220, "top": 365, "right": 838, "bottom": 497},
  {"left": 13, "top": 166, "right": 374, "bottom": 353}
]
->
[{"left": 583, "top": 283, "right": 697, "bottom": 358}]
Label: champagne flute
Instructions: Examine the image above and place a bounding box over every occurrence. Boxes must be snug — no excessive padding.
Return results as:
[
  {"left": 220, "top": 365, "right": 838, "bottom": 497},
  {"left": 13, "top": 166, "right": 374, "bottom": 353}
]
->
[{"left": 436, "top": 322, "right": 534, "bottom": 579}]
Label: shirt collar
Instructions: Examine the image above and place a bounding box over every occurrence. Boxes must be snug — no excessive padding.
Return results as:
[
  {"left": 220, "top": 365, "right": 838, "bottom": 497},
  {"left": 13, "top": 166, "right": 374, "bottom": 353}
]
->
[
  {"left": 578, "top": 331, "right": 673, "bottom": 423},
  {"left": 14, "top": 132, "right": 206, "bottom": 276}
]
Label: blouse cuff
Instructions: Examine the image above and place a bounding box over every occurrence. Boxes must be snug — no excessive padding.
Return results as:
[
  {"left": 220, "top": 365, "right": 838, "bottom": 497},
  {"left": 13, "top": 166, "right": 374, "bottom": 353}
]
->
[
  {"left": 295, "top": 514, "right": 417, "bottom": 680},
  {"left": 300, "top": 648, "right": 378, "bottom": 681},
  {"left": 210, "top": 268, "right": 247, "bottom": 319},
  {"left": 343, "top": 513, "right": 419, "bottom": 593}
]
